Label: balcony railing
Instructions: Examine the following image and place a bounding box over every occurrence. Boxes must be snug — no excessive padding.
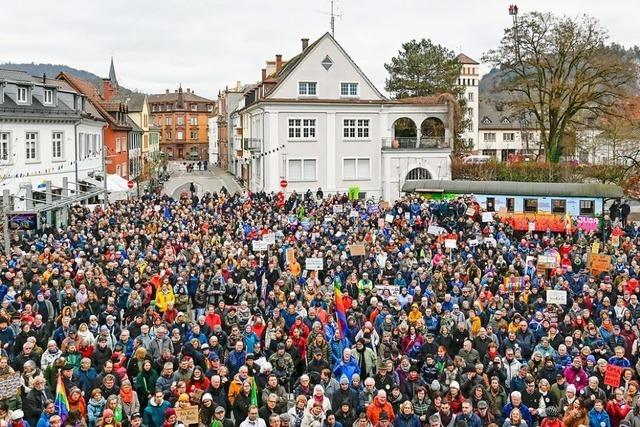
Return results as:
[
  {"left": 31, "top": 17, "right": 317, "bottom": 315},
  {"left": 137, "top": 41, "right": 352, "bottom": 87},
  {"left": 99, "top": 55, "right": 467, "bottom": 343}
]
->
[
  {"left": 382, "top": 136, "right": 449, "bottom": 150},
  {"left": 243, "top": 138, "right": 261, "bottom": 151}
]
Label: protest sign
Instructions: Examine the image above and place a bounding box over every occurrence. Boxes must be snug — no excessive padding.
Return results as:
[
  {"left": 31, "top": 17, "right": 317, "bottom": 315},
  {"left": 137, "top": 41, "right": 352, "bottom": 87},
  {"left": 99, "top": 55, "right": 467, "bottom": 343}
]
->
[
  {"left": 378, "top": 218, "right": 385, "bottom": 228},
  {"left": 375, "top": 284, "right": 400, "bottom": 297},
  {"left": 333, "top": 205, "right": 344, "bottom": 214},
  {"left": 484, "top": 237, "right": 497, "bottom": 247},
  {"left": 349, "top": 210, "right": 358, "bottom": 218},
  {"left": 349, "top": 244, "right": 366, "bottom": 256},
  {"left": 0, "top": 373, "right": 20, "bottom": 400},
  {"left": 427, "top": 225, "right": 444, "bottom": 235},
  {"left": 469, "top": 239, "right": 479, "bottom": 247},
  {"left": 588, "top": 254, "right": 612, "bottom": 273},
  {"left": 528, "top": 222, "right": 536, "bottom": 232},
  {"left": 502, "top": 276, "right": 525, "bottom": 293},
  {"left": 348, "top": 187, "right": 360, "bottom": 201},
  {"left": 538, "top": 255, "right": 557, "bottom": 268},
  {"left": 263, "top": 233, "right": 275, "bottom": 245},
  {"left": 385, "top": 214, "right": 395, "bottom": 223},
  {"left": 252, "top": 240, "right": 268, "bottom": 252},
  {"left": 592, "top": 241, "right": 600, "bottom": 254},
  {"left": 379, "top": 201, "right": 390, "bottom": 210},
  {"left": 445, "top": 239, "right": 457, "bottom": 249},
  {"left": 305, "top": 258, "right": 323, "bottom": 270},
  {"left": 604, "top": 364, "right": 623, "bottom": 388},
  {"left": 546, "top": 290, "right": 567, "bottom": 305},
  {"left": 176, "top": 407, "right": 199, "bottom": 425},
  {"left": 482, "top": 212, "right": 494, "bottom": 223},
  {"left": 286, "top": 248, "right": 295, "bottom": 264},
  {"left": 612, "top": 235, "right": 620, "bottom": 247},
  {"left": 466, "top": 207, "right": 476, "bottom": 216}
]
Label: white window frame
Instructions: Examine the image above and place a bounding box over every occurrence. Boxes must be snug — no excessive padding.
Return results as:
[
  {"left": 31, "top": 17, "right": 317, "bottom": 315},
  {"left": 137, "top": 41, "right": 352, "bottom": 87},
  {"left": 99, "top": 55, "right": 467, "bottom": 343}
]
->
[
  {"left": 189, "top": 116, "right": 198, "bottom": 125},
  {"left": 468, "top": 92, "right": 474, "bottom": 101},
  {"left": 25, "top": 131, "right": 39, "bottom": 162},
  {"left": 343, "top": 157, "right": 371, "bottom": 180},
  {"left": 191, "top": 104, "right": 198, "bottom": 111},
  {"left": 340, "top": 82, "right": 359, "bottom": 97},
  {"left": 297, "top": 81, "right": 318, "bottom": 97},
  {"left": 287, "top": 158, "right": 317, "bottom": 182},
  {"left": 207, "top": 105, "right": 213, "bottom": 112},
  {"left": 343, "top": 118, "right": 370, "bottom": 140},
  {"left": 287, "top": 118, "right": 316, "bottom": 141},
  {"left": 177, "top": 131, "right": 184, "bottom": 140},
  {"left": 17, "top": 86, "right": 28, "bottom": 104},
  {"left": 503, "top": 132, "right": 515, "bottom": 142},
  {"left": 0, "top": 132, "right": 10, "bottom": 163},
  {"left": 115, "top": 137, "right": 121, "bottom": 153},
  {"left": 484, "top": 132, "right": 496, "bottom": 142},
  {"left": 190, "top": 131, "right": 198, "bottom": 140},
  {"left": 43, "top": 89, "right": 54, "bottom": 105},
  {"left": 165, "top": 117, "right": 172, "bottom": 126},
  {"left": 51, "top": 131, "right": 64, "bottom": 160}
]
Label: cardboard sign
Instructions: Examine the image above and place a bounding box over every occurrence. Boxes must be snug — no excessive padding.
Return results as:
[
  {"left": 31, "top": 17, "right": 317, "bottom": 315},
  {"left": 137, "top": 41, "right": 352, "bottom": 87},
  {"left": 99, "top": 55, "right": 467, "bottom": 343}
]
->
[
  {"left": 466, "top": 207, "right": 476, "bottom": 217},
  {"left": 482, "top": 212, "right": 494, "bottom": 223},
  {"left": 445, "top": 239, "right": 457, "bottom": 249},
  {"left": 546, "top": 290, "right": 567, "bottom": 305},
  {"left": 333, "top": 205, "right": 344, "bottom": 214},
  {"left": 604, "top": 364, "right": 623, "bottom": 388},
  {"left": 427, "top": 225, "right": 445, "bottom": 235},
  {"left": 589, "top": 254, "right": 612, "bottom": 273},
  {"left": 349, "top": 244, "right": 366, "bottom": 256},
  {"left": 0, "top": 373, "right": 21, "bottom": 400},
  {"left": 192, "top": 389, "right": 204, "bottom": 402},
  {"left": 528, "top": 222, "right": 536, "bottom": 232},
  {"left": 385, "top": 214, "right": 395, "bottom": 223},
  {"left": 305, "top": 258, "right": 323, "bottom": 270},
  {"left": 286, "top": 248, "right": 296, "bottom": 265},
  {"left": 252, "top": 240, "right": 268, "bottom": 252},
  {"left": 176, "top": 406, "right": 199, "bottom": 425},
  {"left": 591, "top": 241, "right": 600, "bottom": 254},
  {"left": 263, "top": 233, "right": 275, "bottom": 245}
]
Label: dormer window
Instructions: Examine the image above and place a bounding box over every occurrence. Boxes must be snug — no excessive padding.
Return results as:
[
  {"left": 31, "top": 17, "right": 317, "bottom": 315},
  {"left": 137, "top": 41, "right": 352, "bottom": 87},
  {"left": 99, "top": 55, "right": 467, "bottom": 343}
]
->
[
  {"left": 298, "top": 82, "right": 317, "bottom": 96},
  {"left": 17, "top": 86, "right": 28, "bottom": 104},
  {"left": 191, "top": 104, "right": 198, "bottom": 111},
  {"left": 43, "top": 89, "right": 54, "bottom": 105},
  {"left": 501, "top": 117, "right": 510, "bottom": 124},
  {"left": 482, "top": 117, "right": 492, "bottom": 124}
]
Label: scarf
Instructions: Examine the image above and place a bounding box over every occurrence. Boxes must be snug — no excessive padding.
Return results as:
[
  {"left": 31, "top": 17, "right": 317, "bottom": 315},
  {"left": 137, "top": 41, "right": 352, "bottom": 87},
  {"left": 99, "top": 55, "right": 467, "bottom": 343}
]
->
[{"left": 120, "top": 387, "right": 134, "bottom": 404}]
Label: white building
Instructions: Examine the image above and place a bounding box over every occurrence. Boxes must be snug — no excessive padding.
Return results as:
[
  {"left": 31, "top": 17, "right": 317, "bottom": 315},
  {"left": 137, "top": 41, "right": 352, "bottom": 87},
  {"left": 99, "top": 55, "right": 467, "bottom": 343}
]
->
[
  {"left": 208, "top": 115, "right": 218, "bottom": 165},
  {"left": 0, "top": 70, "right": 105, "bottom": 211},
  {"left": 456, "top": 54, "right": 480, "bottom": 150},
  {"left": 231, "top": 33, "right": 454, "bottom": 201}
]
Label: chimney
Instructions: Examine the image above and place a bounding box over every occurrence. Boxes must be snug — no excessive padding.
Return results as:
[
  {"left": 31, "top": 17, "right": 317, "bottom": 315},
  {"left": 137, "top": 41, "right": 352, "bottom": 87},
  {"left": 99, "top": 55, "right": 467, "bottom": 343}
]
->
[
  {"left": 275, "top": 54, "right": 282, "bottom": 72},
  {"left": 261, "top": 69, "right": 267, "bottom": 81},
  {"left": 166, "top": 89, "right": 169, "bottom": 94},
  {"left": 301, "top": 38, "right": 309, "bottom": 51},
  {"left": 102, "top": 78, "right": 113, "bottom": 101},
  {"left": 236, "top": 81, "right": 241, "bottom": 91},
  {"left": 187, "top": 88, "right": 191, "bottom": 93},
  {"left": 42, "top": 73, "right": 47, "bottom": 84}
]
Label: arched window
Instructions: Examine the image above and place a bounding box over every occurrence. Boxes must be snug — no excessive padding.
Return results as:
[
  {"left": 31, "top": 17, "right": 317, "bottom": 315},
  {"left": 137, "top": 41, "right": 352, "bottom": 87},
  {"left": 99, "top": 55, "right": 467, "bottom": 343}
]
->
[{"left": 405, "top": 167, "right": 432, "bottom": 181}]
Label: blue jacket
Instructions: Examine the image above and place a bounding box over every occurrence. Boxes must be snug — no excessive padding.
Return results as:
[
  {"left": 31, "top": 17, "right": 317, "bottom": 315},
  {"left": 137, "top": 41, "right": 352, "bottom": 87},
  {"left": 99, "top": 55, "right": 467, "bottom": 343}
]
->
[
  {"left": 502, "top": 402, "right": 532, "bottom": 427},
  {"left": 455, "top": 413, "right": 483, "bottom": 427},
  {"left": 74, "top": 367, "right": 98, "bottom": 397},
  {"left": 588, "top": 409, "right": 611, "bottom": 427},
  {"left": 330, "top": 336, "right": 350, "bottom": 365},
  {"left": 36, "top": 413, "right": 50, "bottom": 427},
  {"left": 333, "top": 357, "right": 361, "bottom": 382},
  {"left": 394, "top": 414, "right": 421, "bottom": 427}
]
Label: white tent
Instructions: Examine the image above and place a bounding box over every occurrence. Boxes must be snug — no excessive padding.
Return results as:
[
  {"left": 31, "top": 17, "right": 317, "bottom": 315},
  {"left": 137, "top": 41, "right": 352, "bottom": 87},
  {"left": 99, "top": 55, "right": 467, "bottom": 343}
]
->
[{"left": 106, "top": 174, "right": 134, "bottom": 201}]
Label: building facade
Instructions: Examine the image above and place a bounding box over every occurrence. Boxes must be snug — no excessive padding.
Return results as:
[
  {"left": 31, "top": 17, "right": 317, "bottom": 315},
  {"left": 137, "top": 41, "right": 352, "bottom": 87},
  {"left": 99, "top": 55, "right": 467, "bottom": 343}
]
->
[
  {"left": 148, "top": 87, "right": 214, "bottom": 160},
  {"left": 216, "top": 82, "right": 246, "bottom": 170},
  {"left": 457, "top": 54, "right": 479, "bottom": 150},
  {"left": 230, "top": 33, "right": 454, "bottom": 201},
  {"left": 0, "top": 69, "right": 105, "bottom": 209}
]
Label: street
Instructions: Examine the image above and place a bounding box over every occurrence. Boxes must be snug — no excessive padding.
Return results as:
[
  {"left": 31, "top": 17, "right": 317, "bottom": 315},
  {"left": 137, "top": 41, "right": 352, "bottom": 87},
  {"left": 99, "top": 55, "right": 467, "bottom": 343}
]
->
[{"left": 161, "top": 161, "right": 242, "bottom": 199}]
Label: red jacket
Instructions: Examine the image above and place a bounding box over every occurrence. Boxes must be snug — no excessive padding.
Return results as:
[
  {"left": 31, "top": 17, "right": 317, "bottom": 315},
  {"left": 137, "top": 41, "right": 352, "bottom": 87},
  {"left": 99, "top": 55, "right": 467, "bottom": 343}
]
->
[{"left": 366, "top": 397, "right": 394, "bottom": 425}]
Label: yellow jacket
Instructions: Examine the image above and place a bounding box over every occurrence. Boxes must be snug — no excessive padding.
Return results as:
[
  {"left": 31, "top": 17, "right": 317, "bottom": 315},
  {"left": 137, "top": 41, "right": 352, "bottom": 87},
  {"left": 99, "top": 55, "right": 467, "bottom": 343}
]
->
[{"left": 155, "top": 289, "right": 175, "bottom": 312}]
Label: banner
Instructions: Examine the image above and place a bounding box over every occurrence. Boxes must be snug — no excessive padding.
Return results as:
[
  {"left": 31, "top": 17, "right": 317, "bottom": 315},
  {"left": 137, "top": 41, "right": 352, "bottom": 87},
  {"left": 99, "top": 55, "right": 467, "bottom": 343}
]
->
[
  {"left": 577, "top": 216, "right": 599, "bottom": 233},
  {"left": 502, "top": 276, "right": 526, "bottom": 293}
]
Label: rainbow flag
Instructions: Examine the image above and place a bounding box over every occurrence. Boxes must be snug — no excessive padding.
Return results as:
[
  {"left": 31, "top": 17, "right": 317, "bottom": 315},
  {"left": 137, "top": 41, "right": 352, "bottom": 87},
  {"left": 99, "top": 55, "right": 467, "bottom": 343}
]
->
[
  {"left": 333, "top": 278, "right": 349, "bottom": 339},
  {"left": 55, "top": 375, "right": 69, "bottom": 423}
]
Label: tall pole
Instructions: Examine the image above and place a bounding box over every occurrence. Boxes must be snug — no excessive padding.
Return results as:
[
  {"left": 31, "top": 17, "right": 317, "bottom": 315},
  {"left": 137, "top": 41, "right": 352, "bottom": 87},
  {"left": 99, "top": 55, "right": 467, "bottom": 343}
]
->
[
  {"left": 330, "top": 0, "right": 335, "bottom": 37},
  {"left": 102, "top": 131, "right": 108, "bottom": 208},
  {"left": 509, "top": 5, "right": 520, "bottom": 62}
]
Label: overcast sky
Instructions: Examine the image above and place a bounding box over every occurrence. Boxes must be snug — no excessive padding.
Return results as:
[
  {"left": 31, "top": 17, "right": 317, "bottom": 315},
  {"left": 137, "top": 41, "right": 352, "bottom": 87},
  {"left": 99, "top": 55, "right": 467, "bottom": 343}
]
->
[{"left": 2, "top": 0, "right": 638, "bottom": 99}]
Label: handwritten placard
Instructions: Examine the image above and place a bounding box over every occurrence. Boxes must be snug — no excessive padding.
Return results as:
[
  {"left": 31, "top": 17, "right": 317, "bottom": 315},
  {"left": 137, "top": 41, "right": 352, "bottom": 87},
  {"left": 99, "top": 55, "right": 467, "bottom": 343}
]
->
[
  {"left": 546, "top": 290, "right": 567, "bottom": 305},
  {"left": 444, "top": 239, "right": 457, "bottom": 249},
  {"left": 252, "top": 240, "right": 268, "bottom": 252},
  {"left": 305, "top": 258, "right": 323, "bottom": 271},
  {"left": 604, "top": 364, "right": 623, "bottom": 388},
  {"left": 482, "top": 212, "right": 494, "bottom": 223},
  {"left": 349, "top": 244, "right": 366, "bottom": 256},
  {"left": 466, "top": 207, "right": 476, "bottom": 217},
  {"left": 176, "top": 406, "right": 199, "bottom": 425}
]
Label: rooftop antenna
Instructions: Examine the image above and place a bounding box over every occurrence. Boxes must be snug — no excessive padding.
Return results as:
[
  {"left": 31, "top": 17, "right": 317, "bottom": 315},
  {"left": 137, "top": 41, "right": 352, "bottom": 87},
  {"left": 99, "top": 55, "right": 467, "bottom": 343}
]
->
[{"left": 316, "top": 0, "right": 342, "bottom": 37}]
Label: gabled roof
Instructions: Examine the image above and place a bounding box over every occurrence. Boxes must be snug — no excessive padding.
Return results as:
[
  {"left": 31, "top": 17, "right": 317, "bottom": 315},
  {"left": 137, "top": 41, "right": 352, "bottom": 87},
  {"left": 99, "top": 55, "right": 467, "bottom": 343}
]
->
[
  {"left": 148, "top": 91, "right": 213, "bottom": 104},
  {"left": 264, "top": 32, "right": 386, "bottom": 100},
  {"left": 112, "top": 92, "right": 146, "bottom": 112},
  {"left": 456, "top": 53, "right": 479, "bottom": 65},
  {"left": 57, "top": 72, "right": 130, "bottom": 129}
]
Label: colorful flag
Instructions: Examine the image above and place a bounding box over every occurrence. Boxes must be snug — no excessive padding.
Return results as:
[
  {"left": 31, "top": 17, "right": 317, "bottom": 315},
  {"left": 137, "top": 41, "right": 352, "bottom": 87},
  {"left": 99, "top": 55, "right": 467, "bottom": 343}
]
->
[
  {"left": 250, "top": 377, "right": 258, "bottom": 406},
  {"left": 333, "top": 278, "right": 349, "bottom": 339},
  {"left": 55, "top": 375, "right": 69, "bottom": 423}
]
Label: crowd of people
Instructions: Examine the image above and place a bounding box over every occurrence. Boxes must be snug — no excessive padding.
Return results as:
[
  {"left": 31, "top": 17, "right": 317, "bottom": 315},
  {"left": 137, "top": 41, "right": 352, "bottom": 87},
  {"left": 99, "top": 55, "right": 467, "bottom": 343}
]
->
[{"left": 0, "top": 187, "right": 639, "bottom": 427}]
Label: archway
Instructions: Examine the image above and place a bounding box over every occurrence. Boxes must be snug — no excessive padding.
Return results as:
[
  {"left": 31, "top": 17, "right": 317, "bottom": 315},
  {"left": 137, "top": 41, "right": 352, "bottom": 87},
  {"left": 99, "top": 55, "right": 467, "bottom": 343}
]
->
[
  {"left": 391, "top": 118, "right": 417, "bottom": 149},
  {"left": 420, "top": 117, "right": 446, "bottom": 148},
  {"left": 405, "top": 167, "right": 432, "bottom": 181}
]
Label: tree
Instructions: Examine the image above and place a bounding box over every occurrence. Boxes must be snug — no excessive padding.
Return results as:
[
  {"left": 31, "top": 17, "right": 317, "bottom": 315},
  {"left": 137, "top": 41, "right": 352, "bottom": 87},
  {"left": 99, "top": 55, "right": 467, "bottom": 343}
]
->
[
  {"left": 384, "top": 39, "right": 462, "bottom": 98},
  {"left": 384, "top": 39, "right": 470, "bottom": 153},
  {"left": 483, "top": 12, "right": 638, "bottom": 163}
]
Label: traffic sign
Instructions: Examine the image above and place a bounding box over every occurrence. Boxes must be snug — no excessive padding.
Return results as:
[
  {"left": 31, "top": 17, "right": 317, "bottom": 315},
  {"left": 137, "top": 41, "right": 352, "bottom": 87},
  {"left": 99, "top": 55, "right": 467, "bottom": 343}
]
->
[
  {"left": 127, "top": 180, "right": 134, "bottom": 189},
  {"left": 280, "top": 179, "right": 288, "bottom": 188}
]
